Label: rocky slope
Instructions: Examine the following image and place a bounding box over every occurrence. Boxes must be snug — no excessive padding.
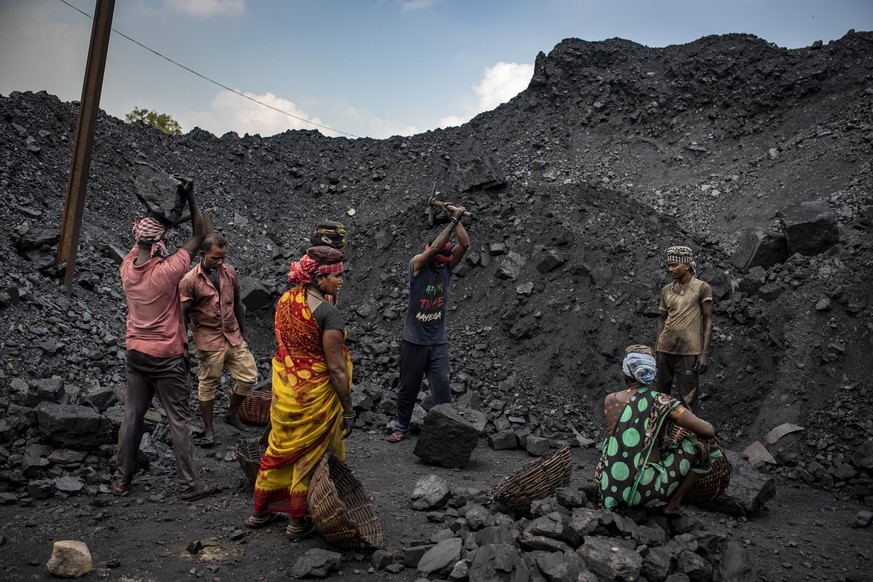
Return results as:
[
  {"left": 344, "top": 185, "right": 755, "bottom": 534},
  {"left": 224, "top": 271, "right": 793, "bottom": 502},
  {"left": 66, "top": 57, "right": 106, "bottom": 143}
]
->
[{"left": 0, "top": 30, "right": 872, "bottom": 579}]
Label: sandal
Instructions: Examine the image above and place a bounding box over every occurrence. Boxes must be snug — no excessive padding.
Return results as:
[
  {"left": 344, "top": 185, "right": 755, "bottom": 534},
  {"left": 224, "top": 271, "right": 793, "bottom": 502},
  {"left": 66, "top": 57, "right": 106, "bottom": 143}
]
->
[
  {"left": 195, "top": 432, "right": 215, "bottom": 447},
  {"left": 180, "top": 482, "right": 218, "bottom": 502},
  {"left": 387, "top": 431, "right": 407, "bottom": 443},
  {"left": 245, "top": 512, "right": 286, "bottom": 529},
  {"left": 285, "top": 518, "right": 316, "bottom": 541}
]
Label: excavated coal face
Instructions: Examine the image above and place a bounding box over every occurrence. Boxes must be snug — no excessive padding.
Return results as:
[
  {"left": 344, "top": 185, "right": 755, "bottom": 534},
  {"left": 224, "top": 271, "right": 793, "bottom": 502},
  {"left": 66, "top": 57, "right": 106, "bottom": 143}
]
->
[{"left": 0, "top": 31, "right": 872, "bottom": 580}]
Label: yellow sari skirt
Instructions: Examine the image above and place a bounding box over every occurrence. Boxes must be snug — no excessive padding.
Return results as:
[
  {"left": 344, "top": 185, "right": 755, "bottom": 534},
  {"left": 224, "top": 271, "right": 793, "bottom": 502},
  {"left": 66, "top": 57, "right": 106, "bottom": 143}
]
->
[{"left": 252, "top": 286, "right": 352, "bottom": 517}]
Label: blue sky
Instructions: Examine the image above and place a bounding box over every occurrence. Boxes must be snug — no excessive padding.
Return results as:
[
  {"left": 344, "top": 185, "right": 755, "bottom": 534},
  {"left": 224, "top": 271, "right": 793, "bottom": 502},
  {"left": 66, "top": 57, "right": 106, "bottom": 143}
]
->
[{"left": 1, "top": 0, "right": 871, "bottom": 139}]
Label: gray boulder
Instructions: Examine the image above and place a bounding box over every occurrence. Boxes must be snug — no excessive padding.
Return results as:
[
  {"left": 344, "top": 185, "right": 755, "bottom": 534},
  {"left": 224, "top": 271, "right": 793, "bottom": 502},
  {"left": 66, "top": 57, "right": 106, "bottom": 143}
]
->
[
  {"left": 83, "top": 382, "right": 122, "bottom": 412},
  {"left": 577, "top": 536, "right": 642, "bottom": 581},
  {"left": 738, "top": 266, "right": 767, "bottom": 294},
  {"left": 525, "top": 512, "right": 581, "bottom": 548},
  {"left": 676, "top": 549, "right": 713, "bottom": 582},
  {"left": 733, "top": 227, "right": 788, "bottom": 270},
  {"left": 36, "top": 403, "right": 109, "bottom": 448},
  {"left": 489, "top": 430, "right": 518, "bottom": 451},
  {"left": 712, "top": 540, "right": 757, "bottom": 582},
  {"left": 414, "top": 404, "right": 487, "bottom": 468},
  {"left": 778, "top": 200, "right": 839, "bottom": 256},
  {"left": 526, "top": 435, "right": 552, "bottom": 457},
  {"left": 13, "top": 376, "right": 64, "bottom": 407},
  {"left": 456, "top": 156, "right": 506, "bottom": 192},
  {"left": 532, "top": 551, "right": 595, "bottom": 582},
  {"left": 536, "top": 250, "right": 565, "bottom": 274},
  {"left": 468, "top": 543, "right": 531, "bottom": 582},
  {"left": 289, "top": 548, "right": 342, "bottom": 579},
  {"left": 411, "top": 474, "right": 452, "bottom": 510},
  {"left": 240, "top": 276, "right": 272, "bottom": 312},
  {"left": 496, "top": 251, "right": 527, "bottom": 281},
  {"left": 418, "top": 537, "right": 462, "bottom": 575},
  {"left": 475, "top": 524, "right": 520, "bottom": 547},
  {"left": 46, "top": 540, "right": 92, "bottom": 578},
  {"left": 14, "top": 226, "right": 60, "bottom": 253},
  {"left": 643, "top": 546, "right": 673, "bottom": 581}
]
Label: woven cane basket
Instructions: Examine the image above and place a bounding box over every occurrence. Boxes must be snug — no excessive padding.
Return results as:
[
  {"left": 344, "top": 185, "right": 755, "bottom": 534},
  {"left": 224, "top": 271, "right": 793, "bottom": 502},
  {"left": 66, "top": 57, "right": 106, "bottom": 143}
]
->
[
  {"left": 490, "top": 446, "right": 572, "bottom": 511},
  {"left": 664, "top": 426, "right": 732, "bottom": 502},
  {"left": 238, "top": 387, "right": 271, "bottom": 425},
  {"left": 233, "top": 439, "right": 264, "bottom": 484},
  {"left": 307, "top": 454, "right": 384, "bottom": 550}
]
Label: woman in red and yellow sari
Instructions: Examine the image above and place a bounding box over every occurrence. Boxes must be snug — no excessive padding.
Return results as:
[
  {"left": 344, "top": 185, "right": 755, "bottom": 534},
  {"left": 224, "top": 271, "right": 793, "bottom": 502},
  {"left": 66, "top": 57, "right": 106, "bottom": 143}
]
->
[{"left": 246, "top": 246, "right": 355, "bottom": 540}]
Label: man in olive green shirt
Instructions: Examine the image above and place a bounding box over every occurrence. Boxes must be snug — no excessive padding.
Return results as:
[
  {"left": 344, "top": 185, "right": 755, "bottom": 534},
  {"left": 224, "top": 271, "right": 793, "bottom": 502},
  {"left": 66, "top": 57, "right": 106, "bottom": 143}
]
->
[{"left": 655, "top": 245, "right": 713, "bottom": 406}]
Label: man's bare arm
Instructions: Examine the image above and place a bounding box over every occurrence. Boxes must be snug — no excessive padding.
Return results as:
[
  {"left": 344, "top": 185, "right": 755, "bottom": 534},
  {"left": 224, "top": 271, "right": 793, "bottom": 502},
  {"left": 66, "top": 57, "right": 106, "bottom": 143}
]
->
[
  {"left": 450, "top": 212, "right": 470, "bottom": 270},
  {"left": 234, "top": 295, "right": 247, "bottom": 341}
]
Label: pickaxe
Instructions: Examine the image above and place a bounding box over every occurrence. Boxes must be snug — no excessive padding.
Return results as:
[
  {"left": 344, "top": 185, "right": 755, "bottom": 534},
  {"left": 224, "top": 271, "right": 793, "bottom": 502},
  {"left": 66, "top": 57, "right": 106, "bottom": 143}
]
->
[{"left": 427, "top": 181, "right": 472, "bottom": 226}]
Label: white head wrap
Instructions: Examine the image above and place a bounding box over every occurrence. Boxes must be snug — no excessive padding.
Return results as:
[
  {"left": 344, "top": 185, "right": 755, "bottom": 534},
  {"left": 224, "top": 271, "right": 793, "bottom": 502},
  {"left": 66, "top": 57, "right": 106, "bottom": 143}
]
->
[{"left": 622, "top": 352, "right": 657, "bottom": 385}]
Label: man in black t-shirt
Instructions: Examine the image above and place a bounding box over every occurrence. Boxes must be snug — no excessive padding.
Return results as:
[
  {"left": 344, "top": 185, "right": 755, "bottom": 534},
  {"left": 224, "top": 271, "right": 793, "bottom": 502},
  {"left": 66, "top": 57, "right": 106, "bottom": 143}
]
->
[{"left": 389, "top": 205, "right": 469, "bottom": 443}]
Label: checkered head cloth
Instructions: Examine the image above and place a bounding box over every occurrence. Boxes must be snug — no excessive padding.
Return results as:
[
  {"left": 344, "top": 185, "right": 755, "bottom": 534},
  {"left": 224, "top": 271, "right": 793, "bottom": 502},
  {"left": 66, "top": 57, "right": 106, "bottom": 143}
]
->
[{"left": 665, "top": 245, "right": 693, "bottom": 264}]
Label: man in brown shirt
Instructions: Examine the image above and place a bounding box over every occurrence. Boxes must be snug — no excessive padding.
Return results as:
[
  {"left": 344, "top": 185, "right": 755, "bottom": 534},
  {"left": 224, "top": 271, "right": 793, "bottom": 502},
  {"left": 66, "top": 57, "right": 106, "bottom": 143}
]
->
[
  {"left": 180, "top": 234, "right": 258, "bottom": 446},
  {"left": 655, "top": 245, "right": 713, "bottom": 407}
]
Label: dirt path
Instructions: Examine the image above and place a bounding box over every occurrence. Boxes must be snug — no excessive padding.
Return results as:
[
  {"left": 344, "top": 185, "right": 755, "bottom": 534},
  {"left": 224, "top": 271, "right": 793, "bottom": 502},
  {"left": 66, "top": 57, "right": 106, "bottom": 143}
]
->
[{"left": 1, "top": 429, "right": 871, "bottom": 581}]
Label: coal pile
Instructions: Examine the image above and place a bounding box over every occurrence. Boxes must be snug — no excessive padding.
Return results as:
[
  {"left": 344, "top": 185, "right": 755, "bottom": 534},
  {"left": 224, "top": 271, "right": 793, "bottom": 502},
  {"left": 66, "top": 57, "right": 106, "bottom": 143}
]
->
[{"left": 0, "top": 31, "right": 872, "bottom": 580}]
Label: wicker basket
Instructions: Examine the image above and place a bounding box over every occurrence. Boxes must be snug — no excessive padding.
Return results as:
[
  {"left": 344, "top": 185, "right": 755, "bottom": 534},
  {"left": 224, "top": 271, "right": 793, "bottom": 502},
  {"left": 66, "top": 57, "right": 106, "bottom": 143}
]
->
[
  {"left": 238, "top": 387, "right": 271, "bottom": 425},
  {"left": 664, "top": 426, "right": 732, "bottom": 502},
  {"left": 233, "top": 439, "right": 264, "bottom": 484},
  {"left": 490, "top": 446, "right": 572, "bottom": 512},
  {"left": 307, "top": 454, "right": 384, "bottom": 550}
]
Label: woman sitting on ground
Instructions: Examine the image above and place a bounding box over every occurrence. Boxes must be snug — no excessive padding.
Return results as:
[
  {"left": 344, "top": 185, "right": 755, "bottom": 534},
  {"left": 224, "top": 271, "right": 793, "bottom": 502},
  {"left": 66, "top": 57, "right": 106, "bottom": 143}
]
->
[
  {"left": 245, "top": 246, "right": 356, "bottom": 539},
  {"left": 595, "top": 345, "right": 721, "bottom": 515}
]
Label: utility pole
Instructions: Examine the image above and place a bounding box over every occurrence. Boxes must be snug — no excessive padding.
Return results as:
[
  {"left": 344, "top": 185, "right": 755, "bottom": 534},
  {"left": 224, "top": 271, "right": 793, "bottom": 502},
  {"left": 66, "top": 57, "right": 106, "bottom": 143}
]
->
[{"left": 56, "top": 0, "right": 116, "bottom": 291}]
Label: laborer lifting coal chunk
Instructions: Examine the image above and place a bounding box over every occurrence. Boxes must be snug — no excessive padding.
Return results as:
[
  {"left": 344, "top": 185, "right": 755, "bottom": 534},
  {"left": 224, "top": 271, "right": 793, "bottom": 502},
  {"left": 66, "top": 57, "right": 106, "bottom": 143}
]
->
[{"left": 111, "top": 168, "right": 217, "bottom": 502}]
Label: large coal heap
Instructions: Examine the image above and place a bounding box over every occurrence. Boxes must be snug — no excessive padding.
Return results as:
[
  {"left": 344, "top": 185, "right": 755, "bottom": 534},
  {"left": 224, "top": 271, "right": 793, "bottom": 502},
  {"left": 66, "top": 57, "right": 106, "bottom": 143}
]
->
[{"left": 1, "top": 32, "right": 872, "bottom": 495}]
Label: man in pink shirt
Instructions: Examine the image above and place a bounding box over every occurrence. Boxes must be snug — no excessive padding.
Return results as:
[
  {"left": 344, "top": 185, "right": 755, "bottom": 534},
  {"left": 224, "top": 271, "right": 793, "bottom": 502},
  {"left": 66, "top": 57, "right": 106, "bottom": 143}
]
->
[
  {"left": 112, "top": 179, "right": 217, "bottom": 502},
  {"left": 180, "top": 233, "right": 258, "bottom": 447}
]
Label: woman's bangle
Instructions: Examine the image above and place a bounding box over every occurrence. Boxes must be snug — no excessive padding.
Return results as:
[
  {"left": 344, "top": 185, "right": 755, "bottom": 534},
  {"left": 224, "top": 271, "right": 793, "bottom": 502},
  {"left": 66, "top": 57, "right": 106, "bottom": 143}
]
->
[
  {"left": 451, "top": 217, "right": 459, "bottom": 225},
  {"left": 342, "top": 411, "right": 356, "bottom": 419}
]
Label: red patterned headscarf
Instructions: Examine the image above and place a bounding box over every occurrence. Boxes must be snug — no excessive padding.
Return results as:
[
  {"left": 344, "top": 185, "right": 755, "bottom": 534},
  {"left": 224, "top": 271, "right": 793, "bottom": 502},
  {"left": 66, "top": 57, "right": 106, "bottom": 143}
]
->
[
  {"left": 132, "top": 217, "right": 173, "bottom": 258},
  {"left": 425, "top": 241, "right": 453, "bottom": 264},
  {"left": 287, "top": 246, "right": 344, "bottom": 284}
]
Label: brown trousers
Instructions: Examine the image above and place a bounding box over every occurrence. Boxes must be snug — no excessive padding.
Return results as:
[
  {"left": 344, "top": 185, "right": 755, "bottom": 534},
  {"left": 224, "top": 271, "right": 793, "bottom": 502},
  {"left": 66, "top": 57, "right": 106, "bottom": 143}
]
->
[
  {"left": 115, "top": 350, "right": 196, "bottom": 492},
  {"left": 655, "top": 352, "right": 700, "bottom": 407}
]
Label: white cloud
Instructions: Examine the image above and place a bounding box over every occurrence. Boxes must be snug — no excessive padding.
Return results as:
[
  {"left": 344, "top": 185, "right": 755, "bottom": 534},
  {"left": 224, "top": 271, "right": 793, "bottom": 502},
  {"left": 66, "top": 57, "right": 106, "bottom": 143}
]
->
[
  {"left": 176, "top": 62, "right": 534, "bottom": 139},
  {"left": 399, "top": 0, "right": 437, "bottom": 12},
  {"left": 181, "top": 90, "right": 327, "bottom": 137},
  {"left": 164, "top": 0, "right": 245, "bottom": 17},
  {"left": 437, "top": 61, "right": 533, "bottom": 129},
  {"left": 473, "top": 62, "right": 534, "bottom": 111}
]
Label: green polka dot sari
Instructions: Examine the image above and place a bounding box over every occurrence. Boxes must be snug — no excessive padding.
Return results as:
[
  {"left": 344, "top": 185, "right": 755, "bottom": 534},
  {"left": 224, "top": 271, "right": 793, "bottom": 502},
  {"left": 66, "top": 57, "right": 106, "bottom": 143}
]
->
[{"left": 595, "top": 388, "right": 718, "bottom": 511}]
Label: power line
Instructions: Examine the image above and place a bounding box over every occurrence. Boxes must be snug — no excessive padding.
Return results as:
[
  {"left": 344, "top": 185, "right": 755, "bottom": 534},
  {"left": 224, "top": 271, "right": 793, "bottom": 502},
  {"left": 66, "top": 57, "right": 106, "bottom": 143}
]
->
[{"left": 58, "top": 0, "right": 361, "bottom": 138}]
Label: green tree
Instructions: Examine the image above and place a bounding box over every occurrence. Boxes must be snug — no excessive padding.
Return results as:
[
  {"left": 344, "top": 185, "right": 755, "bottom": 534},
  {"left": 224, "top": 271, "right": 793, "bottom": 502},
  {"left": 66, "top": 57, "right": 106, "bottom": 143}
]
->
[{"left": 125, "top": 107, "right": 183, "bottom": 136}]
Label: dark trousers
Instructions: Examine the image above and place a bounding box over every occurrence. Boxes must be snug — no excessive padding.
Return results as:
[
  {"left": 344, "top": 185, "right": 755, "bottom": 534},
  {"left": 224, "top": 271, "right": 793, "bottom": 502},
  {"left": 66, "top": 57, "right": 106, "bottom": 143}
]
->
[
  {"left": 655, "top": 352, "right": 700, "bottom": 407},
  {"left": 115, "top": 350, "right": 196, "bottom": 492},
  {"left": 394, "top": 340, "right": 451, "bottom": 433}
]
